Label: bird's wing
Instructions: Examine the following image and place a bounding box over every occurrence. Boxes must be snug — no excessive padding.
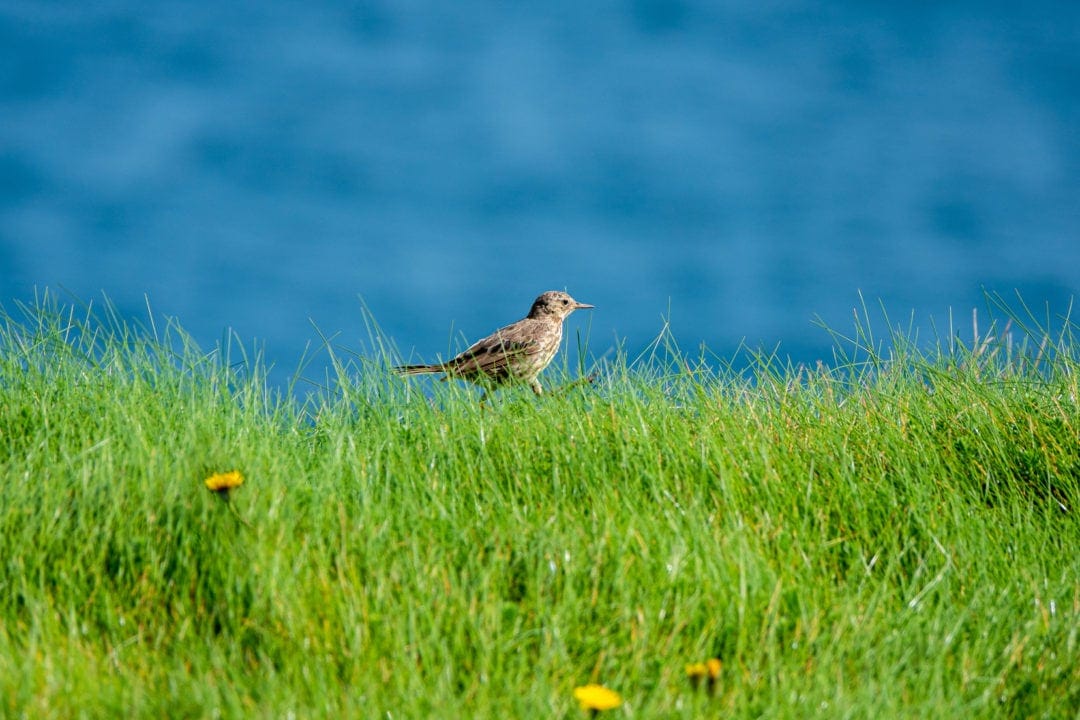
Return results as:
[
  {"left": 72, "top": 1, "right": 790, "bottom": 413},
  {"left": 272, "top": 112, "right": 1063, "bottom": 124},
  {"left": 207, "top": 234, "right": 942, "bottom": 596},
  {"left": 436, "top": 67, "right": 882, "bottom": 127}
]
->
[{"left": 444, "top": 323, "right": 539, "bottom": 380}]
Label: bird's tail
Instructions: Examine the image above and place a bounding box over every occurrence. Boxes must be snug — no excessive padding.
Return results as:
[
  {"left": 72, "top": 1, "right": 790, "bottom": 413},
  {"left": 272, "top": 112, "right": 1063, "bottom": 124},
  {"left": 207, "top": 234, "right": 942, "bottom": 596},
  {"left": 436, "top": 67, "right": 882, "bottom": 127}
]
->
[{"left": 392, "top": 364, "right": 445, "bottom": 376}]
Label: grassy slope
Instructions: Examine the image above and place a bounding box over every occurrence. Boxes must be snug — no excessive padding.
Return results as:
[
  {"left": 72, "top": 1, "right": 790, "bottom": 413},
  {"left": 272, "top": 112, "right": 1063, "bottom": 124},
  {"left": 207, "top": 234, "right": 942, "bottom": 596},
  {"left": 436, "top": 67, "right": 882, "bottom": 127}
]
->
[{"left": 0, "top": 297, "right": 1077, "bottom": 718}]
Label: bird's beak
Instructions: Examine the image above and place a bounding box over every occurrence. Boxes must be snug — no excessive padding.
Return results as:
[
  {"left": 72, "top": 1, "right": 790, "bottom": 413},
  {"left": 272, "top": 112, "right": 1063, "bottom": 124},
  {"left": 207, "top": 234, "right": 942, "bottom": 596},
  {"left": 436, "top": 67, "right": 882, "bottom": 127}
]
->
[{"left": 574, "top": 301, "right": 595, "bottom": 310}]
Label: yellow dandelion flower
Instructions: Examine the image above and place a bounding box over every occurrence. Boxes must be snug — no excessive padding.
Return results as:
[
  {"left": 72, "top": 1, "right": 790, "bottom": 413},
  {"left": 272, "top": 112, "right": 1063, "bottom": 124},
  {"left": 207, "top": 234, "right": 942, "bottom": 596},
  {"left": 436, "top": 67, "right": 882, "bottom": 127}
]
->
[
  {"left": 205, "top": 470, "right": 244, "bottom": 494},
  {"left": 573, "top": 684, "right": 622, "bottom": 713},
  {"left": 685, "top": 662, "right": 708, "bottom": 679},
  {"left": 686, "top": 657, "right": 722, "bottom": 692},
  {"left": 685, "top": 658, "right": 722, "bottom": 679}
]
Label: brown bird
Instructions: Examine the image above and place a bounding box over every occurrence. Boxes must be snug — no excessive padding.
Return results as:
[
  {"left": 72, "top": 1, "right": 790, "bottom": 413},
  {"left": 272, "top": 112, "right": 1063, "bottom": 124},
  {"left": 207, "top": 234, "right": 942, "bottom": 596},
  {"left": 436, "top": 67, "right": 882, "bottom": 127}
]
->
[{"left": 394, "top": 290, "right": 594, "bottom": 396}]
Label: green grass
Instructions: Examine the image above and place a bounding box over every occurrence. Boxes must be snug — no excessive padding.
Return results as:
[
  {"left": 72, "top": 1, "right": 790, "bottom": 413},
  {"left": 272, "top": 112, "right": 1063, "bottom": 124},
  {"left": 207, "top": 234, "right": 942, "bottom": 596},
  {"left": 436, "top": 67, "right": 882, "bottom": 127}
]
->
[{"left": 1, "top": 292, "right": 1077, "bottom": 719}]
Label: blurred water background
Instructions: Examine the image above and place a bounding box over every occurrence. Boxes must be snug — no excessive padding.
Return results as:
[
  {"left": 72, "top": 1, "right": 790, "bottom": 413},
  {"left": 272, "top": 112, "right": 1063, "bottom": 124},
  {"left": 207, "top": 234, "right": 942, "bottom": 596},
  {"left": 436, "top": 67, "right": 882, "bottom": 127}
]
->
[{"left": 2, "top": 2, "right": 1077, "bottom": 392}]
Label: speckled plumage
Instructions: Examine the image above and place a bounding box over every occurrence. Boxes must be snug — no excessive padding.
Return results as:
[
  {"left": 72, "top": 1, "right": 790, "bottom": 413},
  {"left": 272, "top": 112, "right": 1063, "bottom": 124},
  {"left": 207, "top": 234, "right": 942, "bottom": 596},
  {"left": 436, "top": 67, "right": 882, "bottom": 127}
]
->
[{"left": 394, "top": 290, "right": 593, "bottom": 395}]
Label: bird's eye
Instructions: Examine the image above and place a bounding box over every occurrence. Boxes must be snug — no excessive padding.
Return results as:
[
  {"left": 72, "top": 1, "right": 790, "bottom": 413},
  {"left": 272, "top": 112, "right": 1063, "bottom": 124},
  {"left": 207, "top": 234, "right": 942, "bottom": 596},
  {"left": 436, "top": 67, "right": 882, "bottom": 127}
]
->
[{"left": 562, "top": 299, "right": 568, "bottom": 305}]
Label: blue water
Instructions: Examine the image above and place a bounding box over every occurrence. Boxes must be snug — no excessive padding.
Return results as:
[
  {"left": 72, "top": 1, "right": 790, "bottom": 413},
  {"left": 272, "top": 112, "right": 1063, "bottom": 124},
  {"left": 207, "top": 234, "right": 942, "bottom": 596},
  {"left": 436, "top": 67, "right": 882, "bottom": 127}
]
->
[{"left": 2, "top": 2, "right": 1077, "bottom": 388}]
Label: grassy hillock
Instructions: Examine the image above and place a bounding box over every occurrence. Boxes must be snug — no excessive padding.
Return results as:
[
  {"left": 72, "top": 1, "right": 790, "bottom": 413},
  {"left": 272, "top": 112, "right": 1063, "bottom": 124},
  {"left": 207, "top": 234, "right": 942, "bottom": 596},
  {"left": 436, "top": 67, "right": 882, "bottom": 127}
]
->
[{"left": 1, "top": 294, "right": 1077, "bottom": 718}]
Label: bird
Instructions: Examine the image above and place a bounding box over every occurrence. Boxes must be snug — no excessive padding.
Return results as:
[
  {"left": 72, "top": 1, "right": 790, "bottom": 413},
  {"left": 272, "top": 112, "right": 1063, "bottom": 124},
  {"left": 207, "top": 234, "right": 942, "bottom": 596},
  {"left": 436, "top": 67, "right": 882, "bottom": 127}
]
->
[{"left": 394, "top": 290, "right": 594, "bottom": 396}]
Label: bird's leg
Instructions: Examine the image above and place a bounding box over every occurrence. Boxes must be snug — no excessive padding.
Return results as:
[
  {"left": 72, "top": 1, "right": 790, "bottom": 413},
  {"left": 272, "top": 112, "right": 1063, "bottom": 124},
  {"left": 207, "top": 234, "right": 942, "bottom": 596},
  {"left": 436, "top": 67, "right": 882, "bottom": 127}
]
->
[{"left": 530, "top": 379, "right": 544, "bottom": 396}]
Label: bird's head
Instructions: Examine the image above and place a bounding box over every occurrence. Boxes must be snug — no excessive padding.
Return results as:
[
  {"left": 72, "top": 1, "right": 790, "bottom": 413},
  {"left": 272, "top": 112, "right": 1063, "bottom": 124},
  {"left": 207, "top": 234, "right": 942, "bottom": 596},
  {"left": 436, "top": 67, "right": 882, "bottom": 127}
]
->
[{"left": 527, "top": 291, "right": 594, "bottom": 320}]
